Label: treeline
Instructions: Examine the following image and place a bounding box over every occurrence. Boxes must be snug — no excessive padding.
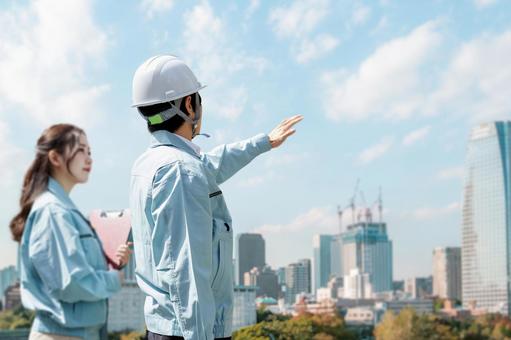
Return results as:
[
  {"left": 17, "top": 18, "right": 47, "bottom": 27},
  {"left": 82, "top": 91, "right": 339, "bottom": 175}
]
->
[
  {"left": 375, "top": 308, "right": 511, "bottom": 340},
  {"left": 235, "top": 307, "right": 511, "bottom": 340}
]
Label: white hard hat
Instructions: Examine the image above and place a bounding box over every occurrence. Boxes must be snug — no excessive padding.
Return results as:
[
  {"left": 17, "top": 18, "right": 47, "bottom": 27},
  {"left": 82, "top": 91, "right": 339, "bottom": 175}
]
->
[{"left": 132, "top": 55, "right": 206, "bottom": 108}]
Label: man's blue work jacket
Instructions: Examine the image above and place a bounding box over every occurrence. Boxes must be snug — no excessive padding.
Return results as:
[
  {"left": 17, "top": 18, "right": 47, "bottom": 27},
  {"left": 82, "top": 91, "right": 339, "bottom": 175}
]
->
[
  {"left": 19, "top": 178, "right": 121, "bottom": 340},
  {"left": 130, "top": 131, "right": 272, "bottom": 339}
]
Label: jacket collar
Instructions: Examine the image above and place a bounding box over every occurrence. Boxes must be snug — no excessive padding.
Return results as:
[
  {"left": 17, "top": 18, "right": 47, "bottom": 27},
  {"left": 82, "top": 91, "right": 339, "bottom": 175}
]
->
[
  {"left": 150, "top": 130, "right": 201, "bottom": 158},
  {"left": 47, "top": 177, "right": 80, "bottom": 212}
]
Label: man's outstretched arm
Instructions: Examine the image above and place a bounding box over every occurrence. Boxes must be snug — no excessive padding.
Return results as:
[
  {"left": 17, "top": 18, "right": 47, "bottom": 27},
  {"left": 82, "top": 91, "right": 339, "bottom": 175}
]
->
[{"left": 202, "top": 115, "right": 303, "bottom": 184}]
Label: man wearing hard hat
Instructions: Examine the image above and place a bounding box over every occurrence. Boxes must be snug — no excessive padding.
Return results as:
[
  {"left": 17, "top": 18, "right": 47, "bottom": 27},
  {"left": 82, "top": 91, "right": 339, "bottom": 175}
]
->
[{"left": 130, "top": 55, "right": 302, "bottom": 340}]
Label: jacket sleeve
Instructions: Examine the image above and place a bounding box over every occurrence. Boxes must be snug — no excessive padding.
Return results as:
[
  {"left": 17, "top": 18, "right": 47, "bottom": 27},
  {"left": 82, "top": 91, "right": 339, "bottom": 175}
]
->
[
  {"left": 202, "top": 133, "right": 272, "bottom": 185},
  {"left": 28, "top": 208, "right": 121, "bottom": 303},
  {"left": 151, "top": 162, "right": 216, "bottom": 340}
]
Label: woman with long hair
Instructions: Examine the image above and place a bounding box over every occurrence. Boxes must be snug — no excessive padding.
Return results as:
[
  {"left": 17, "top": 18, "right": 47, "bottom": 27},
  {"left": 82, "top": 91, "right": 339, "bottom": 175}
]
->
[{"left": 11, "top": 124, "right": 131, "bottom": 340}]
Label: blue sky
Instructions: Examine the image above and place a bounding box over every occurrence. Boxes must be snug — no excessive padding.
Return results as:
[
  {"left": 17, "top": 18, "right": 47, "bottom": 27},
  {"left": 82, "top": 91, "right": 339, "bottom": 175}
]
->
[{"left": 0, "top": 0, "right": 510, "bottom": 280}]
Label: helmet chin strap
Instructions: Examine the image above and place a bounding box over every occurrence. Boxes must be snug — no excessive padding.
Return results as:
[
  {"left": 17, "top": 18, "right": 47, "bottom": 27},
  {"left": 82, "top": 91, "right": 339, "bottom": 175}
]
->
[{"left": 141, "top": 94, "right": 210, "bottom": 138}]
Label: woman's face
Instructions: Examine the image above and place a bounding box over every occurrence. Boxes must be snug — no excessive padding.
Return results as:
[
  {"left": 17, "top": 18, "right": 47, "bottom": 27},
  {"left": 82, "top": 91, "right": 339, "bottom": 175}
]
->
[{"left": 68, "top": 134, "right": 93, "bottom": 184}]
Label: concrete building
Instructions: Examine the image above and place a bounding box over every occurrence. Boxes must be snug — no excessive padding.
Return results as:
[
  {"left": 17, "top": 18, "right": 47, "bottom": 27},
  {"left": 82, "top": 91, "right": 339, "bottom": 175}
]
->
[
  {"left": 107, "top": 282, "right": 145, "bottom": 332},
  {"left": 342, "top": 222, "right": 393, "bottom": 294},
  {"left": 233, "top": 286, "right": 257, "bottom": 331},
  {"left": 244, "top": 265, "right": 279, "bottom": 299},
  {"left": 0, "top": 266, "right": 18, "bottom": 298},
  {"left": 312, "top": 235, "right": 333, "bottom": 293},
  {"left": 3, "top": 282, "right": 21, "bottom": 310},
  {"left": 377, "top": 299, "right": 434, "bottom": 317},
  {"left": 285, "top": 259, "right": 311, "bottom": 304},
  {"left": 433, "top": 247, "right": 461, "bottom": 300},
  {"left": 345, "top": 306, "right": 376, "bottom": 326},
  {"left": 343, "top": 268, "right": 373, "bottom": 299},
  {"left": 236, "top": 233, "right": 265, "bottom": 285},
  {"left": 316, "top": 277, "right": 343, "bottom": 301},
  {"left": 405, "top": 276, "right": 433, "bottom": 299},
  {"left": 462, "top": 122, "right": 511, "bottom": 315}
]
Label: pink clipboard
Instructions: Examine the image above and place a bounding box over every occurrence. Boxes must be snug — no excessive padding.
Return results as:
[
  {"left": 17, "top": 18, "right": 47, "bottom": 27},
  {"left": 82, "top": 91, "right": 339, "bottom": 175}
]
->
[{"left": 89, "top": 209, "right": 131, "bottom": 268}]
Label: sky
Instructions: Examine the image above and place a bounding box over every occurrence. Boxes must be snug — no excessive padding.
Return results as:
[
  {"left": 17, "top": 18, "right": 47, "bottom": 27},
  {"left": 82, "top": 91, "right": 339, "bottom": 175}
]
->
[{"left": 0, "top": 0, "right": 510, "bottom": 281}]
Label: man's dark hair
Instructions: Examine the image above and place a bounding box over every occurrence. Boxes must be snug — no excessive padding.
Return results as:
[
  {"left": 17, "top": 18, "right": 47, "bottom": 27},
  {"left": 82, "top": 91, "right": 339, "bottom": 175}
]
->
[{"left": 138, "top": 93, "right": 199, "bottom": 133}]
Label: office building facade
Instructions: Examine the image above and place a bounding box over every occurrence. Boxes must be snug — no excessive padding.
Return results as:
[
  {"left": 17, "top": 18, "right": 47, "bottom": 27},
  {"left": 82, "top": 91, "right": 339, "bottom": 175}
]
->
[
  {"left": 433, "top": 247, "right": 461, "bottom": 300},
  {"left": 236, "top": 233, "right": 265, "bottom": 285},
  {"left": 462, "top": 122, "right": 511, "bottom": 314}
]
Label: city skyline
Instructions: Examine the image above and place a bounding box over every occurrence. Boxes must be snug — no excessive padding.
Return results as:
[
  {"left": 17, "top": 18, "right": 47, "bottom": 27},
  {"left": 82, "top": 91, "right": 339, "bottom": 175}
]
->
[{"left": 1, "top": 0, "right": 511, "bottom": 281}]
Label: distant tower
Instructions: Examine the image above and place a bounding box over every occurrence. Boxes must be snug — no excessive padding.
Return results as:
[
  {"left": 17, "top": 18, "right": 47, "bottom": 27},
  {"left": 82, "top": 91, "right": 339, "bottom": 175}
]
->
[{"left": 236, "top": 233, "right": 265, "bottom": 285}]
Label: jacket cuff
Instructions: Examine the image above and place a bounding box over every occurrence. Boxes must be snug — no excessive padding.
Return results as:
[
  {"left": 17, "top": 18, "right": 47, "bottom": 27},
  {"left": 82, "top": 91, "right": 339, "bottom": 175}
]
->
[
  {"left": 106, "top": 270, "right": 122, "bottom": 293},
  {"left": 252, "top": 133, "right": 272, "bottom": 154}
]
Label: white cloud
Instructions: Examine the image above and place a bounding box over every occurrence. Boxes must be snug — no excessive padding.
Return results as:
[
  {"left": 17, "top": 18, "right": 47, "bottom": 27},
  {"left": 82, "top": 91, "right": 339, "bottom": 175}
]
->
[
  {"left": 409, "top": 202, "right": 460, "bottom": 220},
  {"left": 237, "top": 175, "right": 268, "bottom": 188},
  {"left": 474, "top": 0, "right": 498, "bottom": 9},
  {"left": 141, "top": 0, "right": 175, "bottom": 18},
  {"left": 264, "top": 152, "right": 310, "bottom": 168},
  {"left": 371, "top": 16, "right": 388, "bottom": 35},
  {"left": 181, "top": 1, "right": 267, "bottom": 120},
  {"left": 322, "top": 21, "right": 442, "bottom": 122},
  {"left": 253, "top": 207, "right": 337, "bottom": 235},
  {"left": 296, "top": 34, "right": 340, "bottom": 64},
  {"left": 352, "top": 4, "right": 371, "bottom": 26},
  {"left": 323, "top": 20, "right": 511, "bottom": 124},
  {"left": 402, "top": 126, "right": 430, "bottom": 146},
  {"left": 426, "top": 30, "right": 511, "bottom": 122},
  {"left": 268, "top": 0, "right": 337, "bottom": 63},
  {"left": 268, "top": 0, "right": 330, "bottom": 38},
  {"left": 357, "top": 137, "right": 394, "bottom": 164},
  {"left": 0, "top": 0, "right": 109, "bottom": 128},
  {"left": 245, "top": 0, "right": 260, "bottom": 20},
  {"left": 436, "top": 166, "right": 464, "bottom": 181}
]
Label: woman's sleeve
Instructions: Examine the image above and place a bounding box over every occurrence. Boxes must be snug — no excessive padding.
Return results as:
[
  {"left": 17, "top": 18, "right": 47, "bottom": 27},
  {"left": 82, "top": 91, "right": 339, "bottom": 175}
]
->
[{"left": 29, "top": 207, "right": 121, "bottom": 303}]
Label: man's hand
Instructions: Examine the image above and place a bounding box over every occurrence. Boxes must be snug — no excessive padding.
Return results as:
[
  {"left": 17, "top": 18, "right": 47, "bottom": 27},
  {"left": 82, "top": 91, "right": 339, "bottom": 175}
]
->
[{"left": 268, "top": 115, "right": 303, "bottom": 148}]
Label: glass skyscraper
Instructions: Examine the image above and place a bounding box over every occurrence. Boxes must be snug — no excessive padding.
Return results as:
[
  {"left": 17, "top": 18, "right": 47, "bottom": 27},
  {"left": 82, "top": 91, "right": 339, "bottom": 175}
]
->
[
  {"left": 462, "top": 121, "right": 511, "bottom": 314},
  {"left": 312, "top": 234, "right": 333, "bottom": 293}
]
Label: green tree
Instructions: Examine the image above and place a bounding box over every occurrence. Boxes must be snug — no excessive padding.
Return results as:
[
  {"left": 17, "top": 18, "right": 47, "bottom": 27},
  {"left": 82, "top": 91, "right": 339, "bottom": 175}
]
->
[
  {"left": 233, "top": 312, "right": 356, "bottom": 340},
  {"left": 0, "top": 306, "right": 34, "bottom": 330}
]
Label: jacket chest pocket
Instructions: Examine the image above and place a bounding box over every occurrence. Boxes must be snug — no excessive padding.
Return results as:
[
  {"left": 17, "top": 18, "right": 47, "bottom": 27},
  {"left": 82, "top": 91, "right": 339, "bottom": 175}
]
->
[
  {"left": 211, "top": 218, "right": 233, "bottom": 291},
  {"left": 79, "top": 234, "right": 105, "bottom": 269}
]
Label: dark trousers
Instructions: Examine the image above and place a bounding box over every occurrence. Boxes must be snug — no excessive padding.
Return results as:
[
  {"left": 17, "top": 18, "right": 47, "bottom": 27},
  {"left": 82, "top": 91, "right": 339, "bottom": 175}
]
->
[{"left": 146, "top": 330, "right": 232, "bottom": 340}]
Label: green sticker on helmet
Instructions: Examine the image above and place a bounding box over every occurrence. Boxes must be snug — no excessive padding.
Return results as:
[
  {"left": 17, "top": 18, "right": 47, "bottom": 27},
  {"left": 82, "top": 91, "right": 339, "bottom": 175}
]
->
[{"left": 148, "top": 114, "right": 164, "bottom": 125}]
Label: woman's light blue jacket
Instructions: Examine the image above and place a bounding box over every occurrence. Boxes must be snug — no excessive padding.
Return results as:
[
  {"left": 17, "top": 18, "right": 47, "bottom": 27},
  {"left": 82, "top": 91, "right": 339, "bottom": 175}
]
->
[
  {"left": 130, "top": 131, "right": 271, "bottom": 339},
  {"left": 19, "top": 178, "right": 121, "bottom": 340}
]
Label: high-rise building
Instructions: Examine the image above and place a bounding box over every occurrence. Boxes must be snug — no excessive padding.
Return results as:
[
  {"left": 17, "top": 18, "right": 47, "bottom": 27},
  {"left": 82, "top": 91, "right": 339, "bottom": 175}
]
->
[
  {"left": 405, "top": 276, "right": 433, "bottom": 299},
  {"left": 330, "top": 235, "right": 343, "bottom": 279},
  {"left": 243, "top": 265, "right": 279, "bottom": 299},
  {"left": 236, "top": 233, "right": 265, "bottom": 285},
  {"left": 0, "top": 266, "right": 18, "bottom": 297},
  {"left": 342, "top": 222, "right": 393, "bottom": 293},
  {"left": 433, "top": 247, "right": 461, "bottom": 300},
  {"left": 285, "top": 259, "right": 311, "bottom": 303},
  {"left": 232, "top": 285, "right": 257, "bottom": 331},
  {"left": 462, "top": 122, "right": 511, "bottom": 314},
  {"left": 312, "top": 235, "right": 333, "bottom": 294}
]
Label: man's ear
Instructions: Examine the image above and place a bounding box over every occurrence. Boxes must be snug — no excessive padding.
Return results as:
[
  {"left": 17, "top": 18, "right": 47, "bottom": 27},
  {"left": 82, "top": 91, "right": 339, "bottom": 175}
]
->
[
  {"left": 48, "top": 150, "right": 63, "bottom": 168},
  {"left": 185, "top": 95, "right": 194, "bottom": 119}
]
